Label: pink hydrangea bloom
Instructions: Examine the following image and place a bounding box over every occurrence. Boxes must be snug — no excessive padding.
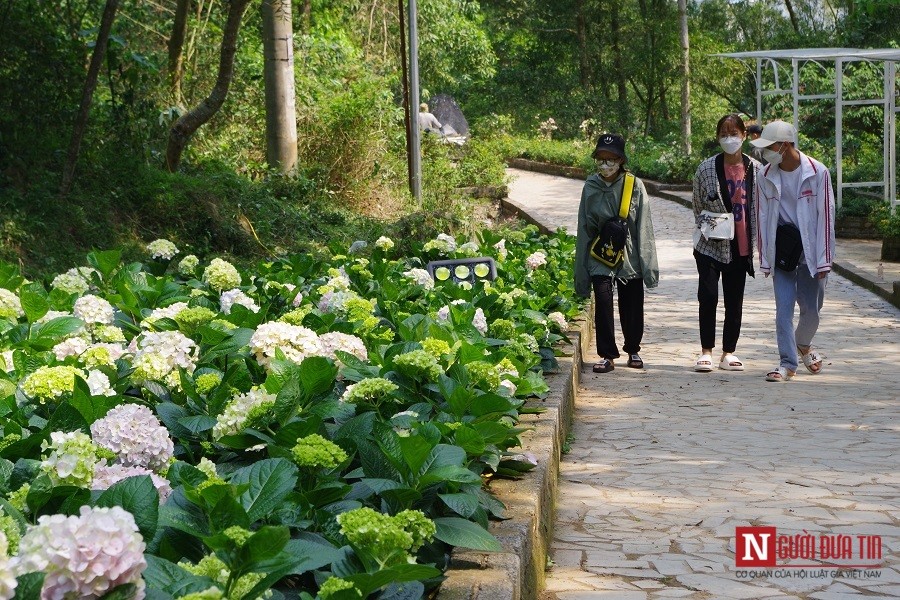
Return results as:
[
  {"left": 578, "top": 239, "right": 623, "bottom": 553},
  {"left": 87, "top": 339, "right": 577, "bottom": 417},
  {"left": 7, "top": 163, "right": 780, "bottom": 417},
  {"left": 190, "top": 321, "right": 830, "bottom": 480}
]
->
[
  {"left": 12, "top": 506, "right": 146, "bottom": 600},
  {"left": 92, "top": 463, "right": 172, "bottom": 501},
  {"left": 90, "top": 404, "right": 174, "bottom": 472}
]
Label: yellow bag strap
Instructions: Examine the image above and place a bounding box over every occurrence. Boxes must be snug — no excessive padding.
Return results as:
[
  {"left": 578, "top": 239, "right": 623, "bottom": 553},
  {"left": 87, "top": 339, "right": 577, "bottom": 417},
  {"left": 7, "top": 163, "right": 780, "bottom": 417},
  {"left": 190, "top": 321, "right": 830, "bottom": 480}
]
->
[{"left": 618, "top": 172, "right": 635, "bottom": 219}]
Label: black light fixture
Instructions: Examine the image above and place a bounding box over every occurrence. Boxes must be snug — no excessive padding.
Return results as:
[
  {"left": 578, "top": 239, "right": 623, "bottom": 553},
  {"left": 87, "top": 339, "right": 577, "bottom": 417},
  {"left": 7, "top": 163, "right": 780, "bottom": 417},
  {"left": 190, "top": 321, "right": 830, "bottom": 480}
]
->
[{"left": 426, "top": 257, "right": 497, "bottom": 284}]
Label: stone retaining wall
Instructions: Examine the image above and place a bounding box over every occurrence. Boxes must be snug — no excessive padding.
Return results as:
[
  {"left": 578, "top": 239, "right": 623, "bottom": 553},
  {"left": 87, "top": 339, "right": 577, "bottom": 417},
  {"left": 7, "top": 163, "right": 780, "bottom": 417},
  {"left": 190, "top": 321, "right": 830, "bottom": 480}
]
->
[{"left": 437, "top": 307, "right": 593, "bottom": 600}]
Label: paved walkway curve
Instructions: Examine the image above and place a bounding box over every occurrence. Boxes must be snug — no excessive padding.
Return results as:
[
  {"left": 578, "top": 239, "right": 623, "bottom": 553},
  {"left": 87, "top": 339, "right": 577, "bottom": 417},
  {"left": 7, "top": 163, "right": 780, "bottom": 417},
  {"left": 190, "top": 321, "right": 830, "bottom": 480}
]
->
[{"left": 506, "top": 169, "right": 900, "bottom": 600}]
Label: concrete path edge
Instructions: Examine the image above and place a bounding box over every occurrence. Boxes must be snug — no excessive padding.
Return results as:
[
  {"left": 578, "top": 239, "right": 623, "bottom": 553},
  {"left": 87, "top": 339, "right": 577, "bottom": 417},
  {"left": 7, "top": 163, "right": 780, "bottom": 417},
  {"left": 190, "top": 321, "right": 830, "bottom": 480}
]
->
[{"left": 436, "top": 303, "right": 594, "bottom": 600}]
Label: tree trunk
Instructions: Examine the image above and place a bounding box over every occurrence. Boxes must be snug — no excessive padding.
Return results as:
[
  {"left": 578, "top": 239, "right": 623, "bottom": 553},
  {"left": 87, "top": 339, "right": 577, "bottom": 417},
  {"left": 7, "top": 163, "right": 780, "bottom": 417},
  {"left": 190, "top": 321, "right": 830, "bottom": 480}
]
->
[
  {"left": 165, "top": 0, "right": 251, "bottom": 172},
  {"left": 59, "top": 0, "right": 120, "bottom": 197},
  {"left": 168, "top": 0, "right": 190, "bottom": 105},
  {"left": 262, "top": 0, "right": 298, "bottom": 173},
  {"left": 611, "top": 2, "right": 628, "bottom": 130},
  {"left": 301, "top": 0, "right": 311, "bottom": 34},
  {"left": 784, "top": 0, "right": 800, "bottom": 34},
  {"left": 576, "top": 0, "right": 589, "bottom": 89},
  {"left": 678, "top": 0, "right": 691, "bottom": 155}
]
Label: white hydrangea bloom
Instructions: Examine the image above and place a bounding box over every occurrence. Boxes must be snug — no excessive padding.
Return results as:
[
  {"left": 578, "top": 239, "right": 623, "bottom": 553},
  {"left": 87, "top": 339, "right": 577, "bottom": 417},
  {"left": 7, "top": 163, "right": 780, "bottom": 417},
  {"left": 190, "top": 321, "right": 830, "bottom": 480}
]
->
[
  {"left": 436, "top": 299, "right": 466, "bottom": 323},
  {"left": 317, "top": 289, "right": 359, "bottom": 314},
  {"left": 92, "top": 463, "right": 172, "bottom": 501},
  {"left": 525, "top": 251, "right": 547, "bottom": 271},
  {"left": 548, "top": 311, "right": 568, "bottom": 330},
  {"left": 348, "top": 240, "right": 368, "bottom": 254},
  {"left": 146, "top": 239, "right": 179, "bottom": 260},
  {"left": 0, "top": 531, "right": 16, "bottom": 600},
  {"left": 493, "top": 239, "right": 508, "bottom": 260},
  {"left": 52, "top": 336, "right": 90, "bottom": 361},
  {"left": 249, "top": 322, "right": 322, "bottom": 368},
  {"left": 73, "top": 294, "right": 115, "bottom": 325},
  {"left": 0, "top": 351, "right": 13, "bottom": 373},
  {"left": 472, "top": 308, "right": 488, "bottom": 335},
  {"left": 437, "top": 233, "right": 457, "bottom": 251},
  {"left": 499, "top": 379, "right": 517, "bottom": 396},
  {"left": 142, "top": 302, "right": 189, "bottom": 328},
  {"left": 51, "top": 267, "right": 98, "bottom": 295},
  {"left": 0, "top": 289, "right": 23, "bottom": 321},
  {"left": 91, "top": 404, "right": 174, "bottom": 472},
  {"left": 134, "top": 330, "right": 198, "bottom": 370},
  {"left": 374, "top": 236, "right": 394, "bottom": 251},
  {"left": 81, "top": 342, "right": 128, "bottom": 368},
  {"left": 319, "top": 332, "right": 368, "bottom": 363},
  {"left": 213, "top": 388, "right": 277, "bottom": 439},
  {"left": 292, "top": 290, "right": 304, "bottom": 307},
  {"left": 12, "top": 505, "right": 146, "bottom": 600},
  {"left": 458, "top": 241, "right": 480, "bottom": 257},
  {"left": 220, "top": 289, "right": 260, "bottom": 314},
  {"left": 403, "top": 268, "right": 434, "bottom": 290},
  {"left": 86, "top": 370, "right": 115, "bottom": 397}
]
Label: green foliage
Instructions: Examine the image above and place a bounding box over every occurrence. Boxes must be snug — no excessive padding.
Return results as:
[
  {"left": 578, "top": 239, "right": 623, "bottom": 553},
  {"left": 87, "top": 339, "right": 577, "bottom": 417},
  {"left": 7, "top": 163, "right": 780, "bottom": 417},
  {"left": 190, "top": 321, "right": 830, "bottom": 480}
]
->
[{"left": 870, "top": 204, "right": 900, "bottom": 238}]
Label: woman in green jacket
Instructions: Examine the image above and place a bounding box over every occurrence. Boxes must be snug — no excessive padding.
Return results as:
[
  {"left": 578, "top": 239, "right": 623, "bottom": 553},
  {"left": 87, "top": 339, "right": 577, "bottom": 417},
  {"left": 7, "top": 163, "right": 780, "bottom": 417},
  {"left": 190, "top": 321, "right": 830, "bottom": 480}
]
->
[{"left": 574, "top": 133, "right": 659, "bottom": 373}]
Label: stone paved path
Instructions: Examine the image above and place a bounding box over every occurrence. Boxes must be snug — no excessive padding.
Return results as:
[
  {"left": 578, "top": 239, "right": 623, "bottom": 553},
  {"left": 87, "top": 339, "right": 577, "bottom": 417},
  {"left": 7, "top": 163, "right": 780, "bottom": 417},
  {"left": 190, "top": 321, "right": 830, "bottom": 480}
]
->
[{"left": 507, "top": 169, "right": 900, "bottom": 600}]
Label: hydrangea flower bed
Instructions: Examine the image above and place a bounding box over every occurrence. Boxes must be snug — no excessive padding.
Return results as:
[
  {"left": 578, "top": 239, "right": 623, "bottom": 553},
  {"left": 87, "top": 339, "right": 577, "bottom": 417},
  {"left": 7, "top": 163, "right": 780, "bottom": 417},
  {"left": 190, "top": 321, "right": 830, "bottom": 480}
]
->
[{"left": 0, "top": 226, "right": 579, "bottom": 600}]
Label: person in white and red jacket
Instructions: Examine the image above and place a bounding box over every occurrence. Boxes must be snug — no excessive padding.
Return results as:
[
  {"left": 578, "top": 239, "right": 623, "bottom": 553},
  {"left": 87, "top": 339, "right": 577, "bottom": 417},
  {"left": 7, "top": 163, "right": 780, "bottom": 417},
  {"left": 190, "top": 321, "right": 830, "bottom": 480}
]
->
[{"left": 751, "top": 120, "right": 835, "bottom": 383}]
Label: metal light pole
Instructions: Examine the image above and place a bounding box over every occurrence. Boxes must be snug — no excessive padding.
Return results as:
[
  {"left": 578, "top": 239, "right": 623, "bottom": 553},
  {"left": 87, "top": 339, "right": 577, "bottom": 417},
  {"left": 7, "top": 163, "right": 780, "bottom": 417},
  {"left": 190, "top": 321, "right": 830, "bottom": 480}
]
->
[{"left": 407, "top": 0, "right": 422, "bottom": 204}]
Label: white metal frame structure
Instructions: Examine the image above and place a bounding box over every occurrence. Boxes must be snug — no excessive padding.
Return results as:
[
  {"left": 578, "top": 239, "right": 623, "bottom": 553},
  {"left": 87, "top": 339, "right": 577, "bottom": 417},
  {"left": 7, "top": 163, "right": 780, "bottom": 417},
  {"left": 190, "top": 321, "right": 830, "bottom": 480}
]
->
[{"left": 715, "top": 48, "right": 900, "bottom": 213}]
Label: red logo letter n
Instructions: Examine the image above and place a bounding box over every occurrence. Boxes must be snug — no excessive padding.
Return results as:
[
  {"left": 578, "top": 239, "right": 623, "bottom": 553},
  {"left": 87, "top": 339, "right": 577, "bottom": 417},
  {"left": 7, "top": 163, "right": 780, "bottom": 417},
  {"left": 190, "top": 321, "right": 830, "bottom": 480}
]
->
[{"left": 735, "top": 527, "right": 776, "bottom": 567}]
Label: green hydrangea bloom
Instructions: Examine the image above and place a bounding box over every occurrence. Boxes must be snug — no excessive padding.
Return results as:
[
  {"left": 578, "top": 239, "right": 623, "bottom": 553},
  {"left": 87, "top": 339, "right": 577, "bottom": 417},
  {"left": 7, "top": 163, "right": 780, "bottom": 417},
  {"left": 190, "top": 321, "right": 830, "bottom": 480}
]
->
[
  {"left": 336, "top": 507, "right": 435, "bottom": 567},
  {"left": 175, "top": 306, "right": 217, "bottom": 335},
  {"left": 0, "top": 434, "right": 21, "bottom": 453},
  {"left": 292, "top": 434, "right": 348, "bottom": 469},
  {"left": 210, "top": 319, "right": 238, "bottom": 330},
  {"left": 21, "top": 365, "right": 86, "bottom": 403},
  {"left": 0, "top": 510, "right": 21, "bottom": 554},
  {"left": 195, "top": 373, "right": 223, "bottom": 395},
  {"left": 40, "top": 431, "right": 99, "bottom": 488},
  {"left": 489, "top": 319, "right": 517, "bottom": 340},
  {"left": 178, "top": 254, "right": 200, "bottom": 276},
  {"left": 179, "top": 555, "right": 270, "bottom": 600},
  {"left": 203, "top": 258, "right": 242, "bottom": 292},
  {"left": 497, "top": 357, "right": 519, "bottom": 377},
  {"left": 318, "top": 577, "right": 361, "bottom": 599},
  {"left": 465, "top": 361, "right": 501, "bottom": 391},
  {"left": 421, "top": 338, "right": 451, "bottom": 359},
  {"left": 336, "top": 507, "right": 412, "bottom": 565},
  {"left": 278, "top": 306, "right": 312, "bottom": 326},
  {"left": 7, "top": 483, "right": 29, "bottom": 514},
  {"left": 344, "top": 297, "right": 376, "bottom": 322},
  {"left": 393, "top": 509, "right": 436, "bottom": 551},
  {"left": 179, "top": 587, "right": 224, "bottom": 600},
  {"left": 505, "top": 230, "right": 527, "bottom": 243},
  {"left": 393, "top": 350, "right": 443, "bottom": 381},
  {"left": 244, "top": 400, "right": 276, "bottom": 429},
  {"left": 340, "top": 377, "right": 398, "bottom": 404},
  {"left": 93, "top": 325, "right": 126, "bottom": 343},
  {"left": 81, "top": 346, "right": 113, "bottom": 368},
  {"left": 223, "top": 526, "right": 253, "bottom": 547}
]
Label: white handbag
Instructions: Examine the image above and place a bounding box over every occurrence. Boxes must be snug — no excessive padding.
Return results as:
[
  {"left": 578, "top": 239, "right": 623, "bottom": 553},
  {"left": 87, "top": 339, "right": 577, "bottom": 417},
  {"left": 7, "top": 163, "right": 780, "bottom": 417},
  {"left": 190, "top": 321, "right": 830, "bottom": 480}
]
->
[{"left": 698, "top": 210, "right": 735, "bottom": 240}]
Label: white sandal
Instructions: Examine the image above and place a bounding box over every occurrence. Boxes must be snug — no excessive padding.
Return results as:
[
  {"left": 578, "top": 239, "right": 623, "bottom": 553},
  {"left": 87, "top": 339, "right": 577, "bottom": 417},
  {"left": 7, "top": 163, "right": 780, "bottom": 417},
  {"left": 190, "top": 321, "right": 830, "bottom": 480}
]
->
[
  {"left": 719, "top": 354, "right": 744, "bottom": 371},
  {"left": 694, "top": 354, "right": 713, "bottom": 372},
  {"left": 765, "top": 367, "right": 794, "bottom": 382},
  {"left": 799, "top": 350, "right": 823, "bottom": 374}
]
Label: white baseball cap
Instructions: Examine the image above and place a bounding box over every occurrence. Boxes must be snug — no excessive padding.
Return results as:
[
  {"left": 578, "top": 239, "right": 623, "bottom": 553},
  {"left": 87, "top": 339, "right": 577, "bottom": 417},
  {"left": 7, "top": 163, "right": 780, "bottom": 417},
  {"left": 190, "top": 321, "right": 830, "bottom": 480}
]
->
[{"left": 749, "top": 120, "right": 797, "bottom": 147}]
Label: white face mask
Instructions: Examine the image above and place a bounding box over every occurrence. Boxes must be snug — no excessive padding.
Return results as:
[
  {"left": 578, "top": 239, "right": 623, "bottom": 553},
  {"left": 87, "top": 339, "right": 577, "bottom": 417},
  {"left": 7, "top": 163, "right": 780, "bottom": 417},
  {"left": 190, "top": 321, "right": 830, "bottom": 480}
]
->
[
  {"left": 719, "top": 136, "right": 743, "bottom": 155},
  {"left": 762, "top": 145, "right": 784, "bottom": 166},
  {"left": 597, "top": 160, "right": 620, "bottom": 178}
]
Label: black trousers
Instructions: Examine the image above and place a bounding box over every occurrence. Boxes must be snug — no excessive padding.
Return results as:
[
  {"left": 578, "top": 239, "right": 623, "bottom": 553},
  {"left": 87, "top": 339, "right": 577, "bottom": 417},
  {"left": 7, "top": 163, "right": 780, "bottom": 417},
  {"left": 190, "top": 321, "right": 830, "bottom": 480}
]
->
[
  {"left": 695, "top": 252, "right": 747, "bottom": 353},
  {"left": 592, "top": 275, "right": 644, "bottom": 360}
]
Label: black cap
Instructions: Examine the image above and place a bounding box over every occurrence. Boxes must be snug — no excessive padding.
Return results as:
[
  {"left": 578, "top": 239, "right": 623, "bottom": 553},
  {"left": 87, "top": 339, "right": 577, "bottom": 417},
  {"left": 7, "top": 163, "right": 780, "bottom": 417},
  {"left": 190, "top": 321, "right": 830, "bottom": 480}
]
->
[{"left": 592, "top": 133, "right": 627, "bottom": 162}]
